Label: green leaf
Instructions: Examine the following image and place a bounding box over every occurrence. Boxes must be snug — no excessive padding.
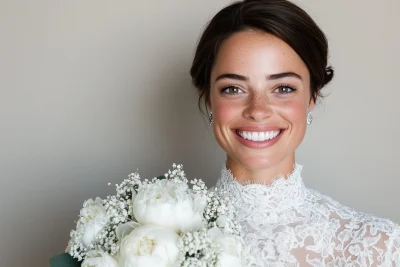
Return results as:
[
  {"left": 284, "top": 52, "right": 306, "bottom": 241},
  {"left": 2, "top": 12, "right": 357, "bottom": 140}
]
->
[
  {"left": 50, "top": 253, "right": 81, "bottom": 267},
  {"left": 157, "top": 175, "right": 166, "bottom": 180}
]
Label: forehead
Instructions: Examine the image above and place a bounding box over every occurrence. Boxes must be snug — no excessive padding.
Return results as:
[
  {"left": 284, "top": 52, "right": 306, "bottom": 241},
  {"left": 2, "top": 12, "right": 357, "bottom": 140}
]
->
[{"left": 211, "top": 30, "right": 309, "bottom": 80}]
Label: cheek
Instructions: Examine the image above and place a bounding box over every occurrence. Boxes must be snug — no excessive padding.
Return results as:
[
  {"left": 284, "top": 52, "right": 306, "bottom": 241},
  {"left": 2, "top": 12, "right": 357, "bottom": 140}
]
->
[
  {"left": 277, "top": 99, "right": 307, "bottom": 124},
  {"left": 212, "top": 99, "right": 241, "bottom": 124}
]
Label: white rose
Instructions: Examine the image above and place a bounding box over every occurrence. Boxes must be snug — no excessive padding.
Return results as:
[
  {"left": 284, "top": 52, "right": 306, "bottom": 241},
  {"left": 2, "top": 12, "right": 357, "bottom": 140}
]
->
[
  {"left": 81, "top": 250, "right": 118, "bottom": 267},
  {"left": 78, "top": 197, "right": 109, "bottom": 247},
  {"left": 118, "top": 224, "right": 180, "bottom": 267},
  {"left": 208, "top": 227, "right": 243, "bottom": 267},
  {"left": 132, "top": 179, "right": 206, "bottom": 233}
]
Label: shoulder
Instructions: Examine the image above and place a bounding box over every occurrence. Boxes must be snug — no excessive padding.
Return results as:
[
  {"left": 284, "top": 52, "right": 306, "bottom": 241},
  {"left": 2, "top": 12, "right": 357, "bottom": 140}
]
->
[
  {"left": 304, "top": 187, "right": 397, "bottom": 225},
  {"left": 304, "top": 187, "right": 400, "bottom": 265},
  {"left": 386, "top": 227, "right": 400, "bottom": 265}
]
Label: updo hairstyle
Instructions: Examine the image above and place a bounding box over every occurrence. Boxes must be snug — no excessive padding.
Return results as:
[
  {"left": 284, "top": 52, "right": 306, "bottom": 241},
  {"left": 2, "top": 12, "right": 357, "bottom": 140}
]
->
[{"left": 190, "top": 0, "right": 334, "bottom": 113}]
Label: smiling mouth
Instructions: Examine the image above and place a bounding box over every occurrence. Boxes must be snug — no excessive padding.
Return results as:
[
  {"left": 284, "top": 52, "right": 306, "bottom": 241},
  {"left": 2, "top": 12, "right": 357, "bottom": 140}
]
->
[{"left": 236, "top": 129, "right": 282, "bottom": 142}]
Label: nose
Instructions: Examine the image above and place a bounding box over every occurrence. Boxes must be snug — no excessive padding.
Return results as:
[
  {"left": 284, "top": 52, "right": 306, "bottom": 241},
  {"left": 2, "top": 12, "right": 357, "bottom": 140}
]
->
[{"left": 243, "top": 93, "right": 273, "bottom": 121}]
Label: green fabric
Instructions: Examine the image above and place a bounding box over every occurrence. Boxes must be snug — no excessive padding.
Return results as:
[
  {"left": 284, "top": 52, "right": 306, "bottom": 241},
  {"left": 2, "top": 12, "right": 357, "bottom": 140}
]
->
[{"left": 50, "top": 253, "right": 81, "bottom": 267}]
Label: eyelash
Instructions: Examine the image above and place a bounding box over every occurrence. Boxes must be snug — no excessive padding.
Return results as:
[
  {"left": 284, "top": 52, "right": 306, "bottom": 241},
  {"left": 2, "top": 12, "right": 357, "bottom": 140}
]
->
[
  {"left": 274, "top": 84, "right": 297, "bottom": 94},
  {"left": 221, "top": 85, "right": 244, "bottom": 95},
  {"left": 221, "top": 84, "right": 297, "bottom": 95}
]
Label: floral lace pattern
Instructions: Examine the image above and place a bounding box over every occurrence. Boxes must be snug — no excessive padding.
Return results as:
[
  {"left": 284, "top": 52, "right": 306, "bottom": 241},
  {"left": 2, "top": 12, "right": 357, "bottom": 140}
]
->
[{"left": 216, "top": 164, "right": 400, "bottom": 266}]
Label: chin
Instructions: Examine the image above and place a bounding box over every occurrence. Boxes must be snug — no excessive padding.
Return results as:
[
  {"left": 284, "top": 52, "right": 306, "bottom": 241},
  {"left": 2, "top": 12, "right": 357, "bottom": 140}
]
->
[{"left": 234, "top": 154, "right": 285, "bottom": 171}]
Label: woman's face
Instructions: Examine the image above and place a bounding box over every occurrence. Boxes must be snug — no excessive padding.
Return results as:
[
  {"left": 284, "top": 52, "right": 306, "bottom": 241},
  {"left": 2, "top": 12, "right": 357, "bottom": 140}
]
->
[{"left": 209, "top": 30, "right": 313, "bottom": 172}]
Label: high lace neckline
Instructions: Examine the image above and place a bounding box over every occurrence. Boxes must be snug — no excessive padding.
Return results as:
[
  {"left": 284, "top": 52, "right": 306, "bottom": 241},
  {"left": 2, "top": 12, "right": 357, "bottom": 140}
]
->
[
  {"left": 215, "top": 163, "right": 400, "bottom": 266},
  {"left": 216, "top": 163, "right": 306, "bottom": 215}
]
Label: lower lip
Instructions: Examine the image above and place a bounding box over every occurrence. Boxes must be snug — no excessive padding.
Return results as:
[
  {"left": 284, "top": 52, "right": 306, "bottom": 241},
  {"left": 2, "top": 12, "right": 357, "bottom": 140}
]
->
[{"left": 233, "top": 130, "right": 284, "bottom": 149}]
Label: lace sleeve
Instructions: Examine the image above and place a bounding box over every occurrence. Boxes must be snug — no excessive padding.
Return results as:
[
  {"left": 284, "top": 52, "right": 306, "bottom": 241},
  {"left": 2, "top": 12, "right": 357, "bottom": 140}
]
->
[{"left": 384, "top": 227, "right": 400, "bottom": 266}]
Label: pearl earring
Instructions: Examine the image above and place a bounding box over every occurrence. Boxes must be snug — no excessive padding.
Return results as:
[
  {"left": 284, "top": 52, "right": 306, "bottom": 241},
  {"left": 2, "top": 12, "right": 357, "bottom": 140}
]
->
[
  {"left": 307, "top": 110, "right": 313, "bottom": 125},
  {"left": 208, "top": 111, "right": 213, "bottom": 126}
]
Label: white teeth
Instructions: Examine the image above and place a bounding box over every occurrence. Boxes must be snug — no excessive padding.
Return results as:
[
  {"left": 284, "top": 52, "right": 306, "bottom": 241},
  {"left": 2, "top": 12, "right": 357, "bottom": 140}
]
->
[
  {"left": 259, "top": 132, "right": 265, "bottom": 141},
  {"left": 252, "top": 132, "right": 259, "bottom": 141},
  {"left": 237, "top": 130, "right": 281, "bottom": 142}
]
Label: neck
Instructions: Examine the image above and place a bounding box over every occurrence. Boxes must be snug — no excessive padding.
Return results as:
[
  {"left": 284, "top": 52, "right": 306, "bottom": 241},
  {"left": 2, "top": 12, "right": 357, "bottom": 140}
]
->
[{"left": 225, "top": 154, "right": 296, "bottom": 184}]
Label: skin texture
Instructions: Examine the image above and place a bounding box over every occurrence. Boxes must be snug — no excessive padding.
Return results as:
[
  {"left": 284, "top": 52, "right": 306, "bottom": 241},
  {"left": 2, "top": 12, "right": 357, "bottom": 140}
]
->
[{"left": 209, "top": 29, "right": 315, "bottom": 184}]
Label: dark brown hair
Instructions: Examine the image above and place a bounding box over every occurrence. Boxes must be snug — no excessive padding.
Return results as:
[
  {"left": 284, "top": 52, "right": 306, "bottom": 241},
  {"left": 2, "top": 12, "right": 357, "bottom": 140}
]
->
[{"left": 190, "top": 0, "right": 334, "bottom": 113}]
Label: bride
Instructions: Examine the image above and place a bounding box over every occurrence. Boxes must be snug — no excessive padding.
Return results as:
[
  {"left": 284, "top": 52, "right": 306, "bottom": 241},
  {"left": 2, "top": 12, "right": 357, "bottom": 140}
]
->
[{"left": 190, "top": 0, "right": 399, "bottom": 266}]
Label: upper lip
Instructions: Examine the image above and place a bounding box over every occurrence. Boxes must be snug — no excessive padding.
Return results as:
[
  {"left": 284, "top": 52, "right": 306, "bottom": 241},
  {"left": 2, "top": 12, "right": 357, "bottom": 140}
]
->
[{"left": 235, "top": 126, "right": 283, "bottom": 132}]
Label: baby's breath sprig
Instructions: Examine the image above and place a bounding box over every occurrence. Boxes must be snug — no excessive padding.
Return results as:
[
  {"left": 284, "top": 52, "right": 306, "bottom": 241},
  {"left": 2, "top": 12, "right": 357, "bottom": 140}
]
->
[
  {"left": 103, "top": 195, "right": 132, "bottom": 224},
  {"left": 178, "top": 229, "right": 219, "bottom": 267},
  {"left": 96, "top": 195, "right": 133, "bottom": 255},
  {"left": 190, "top": 178, "right": 208, "bottom": 196},
  {"left": 115, "top": 171, "right": 142, "bottom": 200},
  {"left": 68, "top": 229, "right": 91, "bottom": 261},
  {"left": 204, "top": 188, "right": 241, "bottom": 236},
  {"left": 164, "top": 163, "right": 188, "bottom": 184},
  {"left": 95, "top": 223, "right": 119, "bottom": 255}
]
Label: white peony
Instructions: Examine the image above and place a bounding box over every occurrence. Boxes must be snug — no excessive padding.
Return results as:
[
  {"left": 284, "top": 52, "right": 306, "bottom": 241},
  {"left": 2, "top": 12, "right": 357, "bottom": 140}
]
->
[
  {"left": 208, "top": 227, "right": 243, "bottom": 267},
  {"left": 132, "top": 179, "right": 206, "bottom": 233},
  {"left": 81, "top": 250, "right": 118, "bottom": 267},
  {"left": 118, "top": 224, "right": 180, "bottom": 267},
  {"left": 78, "top": 198, "right": 109, "bottom": 247}
]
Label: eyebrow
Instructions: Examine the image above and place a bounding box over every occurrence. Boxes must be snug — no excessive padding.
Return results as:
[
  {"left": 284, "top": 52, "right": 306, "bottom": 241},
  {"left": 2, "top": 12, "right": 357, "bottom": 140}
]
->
[
  {"left": 268, "top": 72, "right": 303, "bottom": 81},
  {"left": 214, "top": 72, "right": 303, "bottom": 82}
]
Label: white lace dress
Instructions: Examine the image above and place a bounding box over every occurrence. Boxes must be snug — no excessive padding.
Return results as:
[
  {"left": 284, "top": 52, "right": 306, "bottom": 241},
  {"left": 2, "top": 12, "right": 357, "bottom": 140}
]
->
[{"left": 216, "top": 164, "right": 400, "bottom": 266}]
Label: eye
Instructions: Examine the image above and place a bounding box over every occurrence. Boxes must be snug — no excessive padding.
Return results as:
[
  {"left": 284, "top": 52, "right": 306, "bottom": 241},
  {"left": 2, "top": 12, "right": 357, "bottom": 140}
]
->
[
  {"left": 274, "top": 85, "right": 296, "bottom": 94},
  {"left": 222, "top": 86, "right": 244, "bottom": 95}
]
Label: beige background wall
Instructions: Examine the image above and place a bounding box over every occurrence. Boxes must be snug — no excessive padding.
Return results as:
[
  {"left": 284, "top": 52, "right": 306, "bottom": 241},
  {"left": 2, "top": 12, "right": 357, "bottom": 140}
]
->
[{"left": 0, "top": 1, "right": 399, "bottom": 266}]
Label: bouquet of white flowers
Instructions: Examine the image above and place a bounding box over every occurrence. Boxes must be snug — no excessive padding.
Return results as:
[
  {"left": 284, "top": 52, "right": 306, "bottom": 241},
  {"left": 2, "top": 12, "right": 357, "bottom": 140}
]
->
[{"left": 50, "top": 164, "right": 247, "bottom": 267}]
